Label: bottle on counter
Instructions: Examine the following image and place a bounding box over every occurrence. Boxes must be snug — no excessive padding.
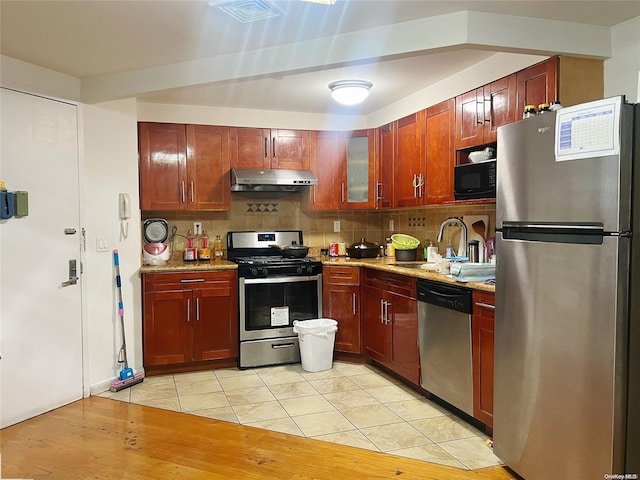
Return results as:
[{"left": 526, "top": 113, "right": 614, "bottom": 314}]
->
[
  {"left": 445, "top": 239, "right": 455, "bottom": 259},
  {"left": 385, "top": 236, "right": 395, "bottom": 258},
  {"left": 184, "top": 229, "right": 197, "bottom": 262},
  {"left": 213, "top": 234, "right": 224, "bottom": 260},
  {"left": 538, "top": 103, "right": 551, "bottom": 115},
  {"left": 198, "top": 230, "right": 211, "bottom": 261}
]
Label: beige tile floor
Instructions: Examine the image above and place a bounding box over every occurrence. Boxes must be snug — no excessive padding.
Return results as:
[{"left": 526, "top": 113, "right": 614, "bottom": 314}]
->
[{"left": 98, "top": 361, "right": 501, "bottom": 470}]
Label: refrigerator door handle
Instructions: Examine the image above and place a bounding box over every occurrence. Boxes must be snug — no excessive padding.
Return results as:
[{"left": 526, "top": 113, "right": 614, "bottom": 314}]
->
[{"left": 502, "top": 221, "right": 604, "bottom": 232}]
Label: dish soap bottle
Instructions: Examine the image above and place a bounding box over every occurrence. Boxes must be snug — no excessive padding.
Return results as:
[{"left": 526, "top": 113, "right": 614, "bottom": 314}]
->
[
  {"left": 445, "top": 239, "right": 455, "bottom": 259},
  {"left": 213, "top": 234, "right": 224, "bottom": 260}
]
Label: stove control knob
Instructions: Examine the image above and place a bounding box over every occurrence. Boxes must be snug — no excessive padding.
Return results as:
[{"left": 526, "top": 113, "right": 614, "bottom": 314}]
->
[
  {"left": 296, "top": 266, "right": 303, "bottom": 274},
  {"left": 306, "top": 266, "right": 313, "bottom": 274},
  {"left": 250, "top": 268, "right": 259, "bottom": 277},
  {"left": 262, "top": 268, "right": 269, "bottom": 277}
]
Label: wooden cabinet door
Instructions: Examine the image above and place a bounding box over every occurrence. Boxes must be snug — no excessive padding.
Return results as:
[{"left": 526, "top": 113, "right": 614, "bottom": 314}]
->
[
  {"left": 309, "top": 130, "right": 340, "bottom": 210},
  {"left": 454, "top": 88, "right": 484, "bottom": 150},
  {"left": 362, "top": 285, "right": 388, "bottom": 363},
  {"left": 186, "top": 125, "right": 230, "bottom": 211},
  {"left": 484, "top": 75, "right": 517, "bottom": 143},
  {"left": 340, "top": 129, "right": 375, "bottom": 210},
  {"left": 376, "top": 122, "right": 395, "bottom": 209},
  {"left": 387, "top": 291, "right": 419, "bottom": 385},
  {"left": 193, "top": 284, "right": 238, "bottom": 361},
  {"left": 516, "top": 57, "right": 558, "bottom": 117},
  {"left": 472, "top": 291, "right": 495, "bottom": 427},
  {"left": 230, "top": 127, "right": 271, "bottom": 170},
  {"left": 394, "top": 112, "right": 426, "bottom": 207},
  {"left": 323, "top": 284, "right": 360, "bottom": 353},
  {"left": 271, "top": 129, "right": 310, "bottom": 170},
  {"left": 425, "top": 99, "right": 454, "bottom": 205},
  {"left": 143, "top": 290, "right": 192, "bottom": 366},
  {"left": 139, "top": 122, "right": 187, "bottom": 211}
]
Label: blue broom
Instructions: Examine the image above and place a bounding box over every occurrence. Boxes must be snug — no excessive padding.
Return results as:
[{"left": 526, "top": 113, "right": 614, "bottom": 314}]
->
[{"left": 110, "top": 250, "right": 144, "bottom": 392}]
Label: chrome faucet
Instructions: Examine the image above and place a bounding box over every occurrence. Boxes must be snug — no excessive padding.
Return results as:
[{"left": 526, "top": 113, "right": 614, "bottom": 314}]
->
[{"left": 436, "top": 217, "right": 467, "bottom": 257}]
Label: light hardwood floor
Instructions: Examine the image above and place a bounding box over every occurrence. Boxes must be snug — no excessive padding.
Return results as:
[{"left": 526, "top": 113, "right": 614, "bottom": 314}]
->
[{"left": 1, "top": 397, "right": 521, "bottom": 479}]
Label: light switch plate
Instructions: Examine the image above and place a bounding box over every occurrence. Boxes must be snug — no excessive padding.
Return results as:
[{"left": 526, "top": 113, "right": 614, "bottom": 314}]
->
[
  {"left": 96, "top": 237, "right": 109, "bottom": 252},
  {"left": 333, "top": 220, "right": 340, "bottom": 232}
]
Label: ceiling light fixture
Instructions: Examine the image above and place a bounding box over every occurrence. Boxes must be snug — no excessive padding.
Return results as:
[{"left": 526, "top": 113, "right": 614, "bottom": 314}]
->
[
  {"left": 328, "top": 80, "right": 373, "bottom": 106},
  {"left": 301, "top": 0, "right": 337, "bottom": 4}
]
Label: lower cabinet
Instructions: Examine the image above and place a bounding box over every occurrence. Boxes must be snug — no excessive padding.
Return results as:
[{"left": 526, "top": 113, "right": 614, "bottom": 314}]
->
[
  {"left": 322, "top": 266, "right": 361, "bottom": 354},
  {"left": 363, "top": 269, "right": 419, "bottom": 385},
  {"left": 143, "top": 271, "right": 238, "bottom": 370},
  {"left": 472, "top": 290, "right": 495, "bottom": 427}
]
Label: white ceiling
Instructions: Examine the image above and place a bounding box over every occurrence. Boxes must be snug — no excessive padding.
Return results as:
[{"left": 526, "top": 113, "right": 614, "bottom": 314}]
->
[{"left": 2, "top": 0, "right": 639, "bottom": 115}]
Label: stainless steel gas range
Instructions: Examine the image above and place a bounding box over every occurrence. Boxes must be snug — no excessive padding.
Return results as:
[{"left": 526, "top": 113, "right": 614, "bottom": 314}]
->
[{"left": 227, "top": 230, "right": 323, "bottom": 369}]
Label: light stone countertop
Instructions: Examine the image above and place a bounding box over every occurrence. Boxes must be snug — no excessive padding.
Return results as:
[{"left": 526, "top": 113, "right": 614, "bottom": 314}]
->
[{"left": 139, "top": 256, "right": 495, "bottom": 293}]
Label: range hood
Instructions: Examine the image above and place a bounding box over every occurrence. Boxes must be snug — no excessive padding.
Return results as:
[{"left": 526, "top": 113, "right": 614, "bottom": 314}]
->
[{"left": 230, "top": 168, "right": 318, "bottom": 192}]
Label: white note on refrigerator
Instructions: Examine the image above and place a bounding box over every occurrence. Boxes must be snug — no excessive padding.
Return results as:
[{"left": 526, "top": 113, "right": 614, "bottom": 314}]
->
[{"left": 555, "top": 96, "right": 621, "bottom": 162}]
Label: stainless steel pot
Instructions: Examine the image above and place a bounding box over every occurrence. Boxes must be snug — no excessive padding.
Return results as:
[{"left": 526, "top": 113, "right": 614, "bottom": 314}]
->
[{"left": 347, "top": 238, "right": 380, "bottom": 258}]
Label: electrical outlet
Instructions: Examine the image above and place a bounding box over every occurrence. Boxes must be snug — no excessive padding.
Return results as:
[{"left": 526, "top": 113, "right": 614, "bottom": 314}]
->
[
  {"left": 194, "top": 222, "right": 202, "bottom": 235},
  {"left": 333, "top": 220, "right": 341, "bottom": 232}
]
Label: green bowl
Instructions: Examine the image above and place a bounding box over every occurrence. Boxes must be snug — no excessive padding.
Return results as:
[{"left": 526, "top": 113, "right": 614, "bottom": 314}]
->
[{"left": 391, "top": 233, "right": 420, "bottom": 250}]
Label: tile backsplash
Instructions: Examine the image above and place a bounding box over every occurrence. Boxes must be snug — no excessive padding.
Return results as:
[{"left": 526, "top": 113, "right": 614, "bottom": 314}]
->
[{"left": 143, "top": 193, "right": 495, "bottom": 260}]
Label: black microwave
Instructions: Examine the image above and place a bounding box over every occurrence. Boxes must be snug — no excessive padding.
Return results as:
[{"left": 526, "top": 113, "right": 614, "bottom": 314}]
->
[{"left": 454, "top": 160, "right": 496, "bottom": 200}]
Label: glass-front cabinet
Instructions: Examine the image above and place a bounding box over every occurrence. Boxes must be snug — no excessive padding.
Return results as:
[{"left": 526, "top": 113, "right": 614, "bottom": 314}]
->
[{"left": 340, "top": 129, "right": 375, "bottom": 210}]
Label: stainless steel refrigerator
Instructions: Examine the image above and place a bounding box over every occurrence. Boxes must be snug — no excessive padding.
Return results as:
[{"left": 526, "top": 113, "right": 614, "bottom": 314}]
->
[{"left": 495, "top": 96, "right": 639, "bottom": 479}]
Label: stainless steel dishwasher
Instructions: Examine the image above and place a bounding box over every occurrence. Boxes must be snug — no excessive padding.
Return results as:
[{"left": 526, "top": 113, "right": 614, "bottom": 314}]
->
[{"left": 417, "top": 279, "right": 473, "bottom": 415}]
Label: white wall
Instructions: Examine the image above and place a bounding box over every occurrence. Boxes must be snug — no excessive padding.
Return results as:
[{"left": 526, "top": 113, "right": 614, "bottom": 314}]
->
[
  {"left": 82, "top": 99, "right": 142, "bottom": 393},
  {"left": 604, "top": 16, "right": 640, "bottom": 103}
]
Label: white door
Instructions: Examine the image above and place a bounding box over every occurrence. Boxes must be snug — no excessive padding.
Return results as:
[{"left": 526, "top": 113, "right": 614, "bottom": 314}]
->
[{"left": 0, "top": 88, "right": 84, "bottom": 428}]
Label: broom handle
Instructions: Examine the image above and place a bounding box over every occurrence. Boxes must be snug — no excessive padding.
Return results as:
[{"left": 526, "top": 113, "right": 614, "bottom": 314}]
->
[{"left": 113, "top": 250, "right": 129, "bottom": 369}]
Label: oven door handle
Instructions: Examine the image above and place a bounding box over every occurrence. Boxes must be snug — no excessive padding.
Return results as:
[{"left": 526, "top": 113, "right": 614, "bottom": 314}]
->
[
  {"left": 243, "top": 275, "right": 320, "bottom": 284},
  {"left": 271, "top": 342, "right": 296, "bottom": 349}
]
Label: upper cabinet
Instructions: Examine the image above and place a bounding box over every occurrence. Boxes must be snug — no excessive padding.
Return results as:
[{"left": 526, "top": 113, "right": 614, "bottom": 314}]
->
[
  {"left": 425, "top": 99, "right": 455, "bottom": 205},
  {"left": 229, "top": 127, "right": 310, "bottom": 170},
  {"left": 393, "top": 111, "right": 426, "bottom": 208},
  {"left": 516, "top": 55, "right": 603, "bottom": 114},
  {"left": 308, "top": 130, "right": 341, "bottom": 210},
  {"left": 308, "top": 129, "right": 375, "bottom": 211},
  {"left": 375, "top": 122, "right": 395, "bottom": 209},
  {"left": 139, "top": 123, "right": 230, "bottom": 211},
  {"left": 455, "top": 75, "right": 517, "bottom": 150},
  {"left": 341, "top": 129, "right": 375, "bottom": 210}
]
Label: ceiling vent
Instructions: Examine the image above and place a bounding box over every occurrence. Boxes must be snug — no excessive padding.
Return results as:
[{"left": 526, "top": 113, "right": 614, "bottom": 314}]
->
[{"left": 214, "top": 0, "right": 285, "bottom": 23}]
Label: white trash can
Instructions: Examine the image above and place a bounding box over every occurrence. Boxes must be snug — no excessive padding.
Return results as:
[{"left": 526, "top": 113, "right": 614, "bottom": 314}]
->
[{"left": 293, "top": 318, "right": 338, "bottom": 372}]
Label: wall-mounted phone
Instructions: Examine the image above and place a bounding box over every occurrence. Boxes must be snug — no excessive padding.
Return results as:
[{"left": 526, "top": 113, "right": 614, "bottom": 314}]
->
[
  {"left": 119, "top": 193, "right": 130, "bottom": 239},
  {"left": 119, "top": 193, "right": 131, "bottom": 220}
]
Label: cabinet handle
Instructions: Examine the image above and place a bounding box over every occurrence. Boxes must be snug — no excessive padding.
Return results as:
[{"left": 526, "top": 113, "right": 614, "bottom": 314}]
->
[
  {"left": 272, "top": 342, "right": 295, "bottom": 349},
  {"left": 418, "top": 174, "right": 424, "bottom": 197},
  {"left": 313, "top": 186, "right": 316, "bottom": 204},
  {"left": 181, "top": 181, "right": 186, "bottom": 203},
  {"left": 352, "top": 292, "right": 357, "bottom": 315},
  {"left": 264, "top": 137, "right": 268, "bottom": 157},
  {"left": 412, "top": 174, "right": 417, "bottom": 198},
  {"left": 475, "top": 301, "right": 495, "bottom": 310},
  {"left": 196, "top": 297, "right": 200, "bottom": 321},
  {"left": 376, "top": 182, "right": 382, "bottom": 202},
  {"left": 380, "top": 299, "right": 385, "bottom": 324},
  {"left": 341, "top": 183, "right": 345, "bottom": 203},
  {"left": 484, "top": 96, "right": 491, "bottom": 124},
  {"left": 190, "top": 181, "right": 194, "bottom": 203},
  {"left": 476, "top": 97, "right": 484, "bottom": 125},
  {"left": 180, "top": 278, "right": 205, "bottom": 283},
  {"left": 272, "top": 137, "right": 276, "bottom": 158},
  {"left": 187, "top": 298, "right": 190, "bottom": 322},
  {"left": 385, "top": 301, "right": 391, "bottom": 324}
]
